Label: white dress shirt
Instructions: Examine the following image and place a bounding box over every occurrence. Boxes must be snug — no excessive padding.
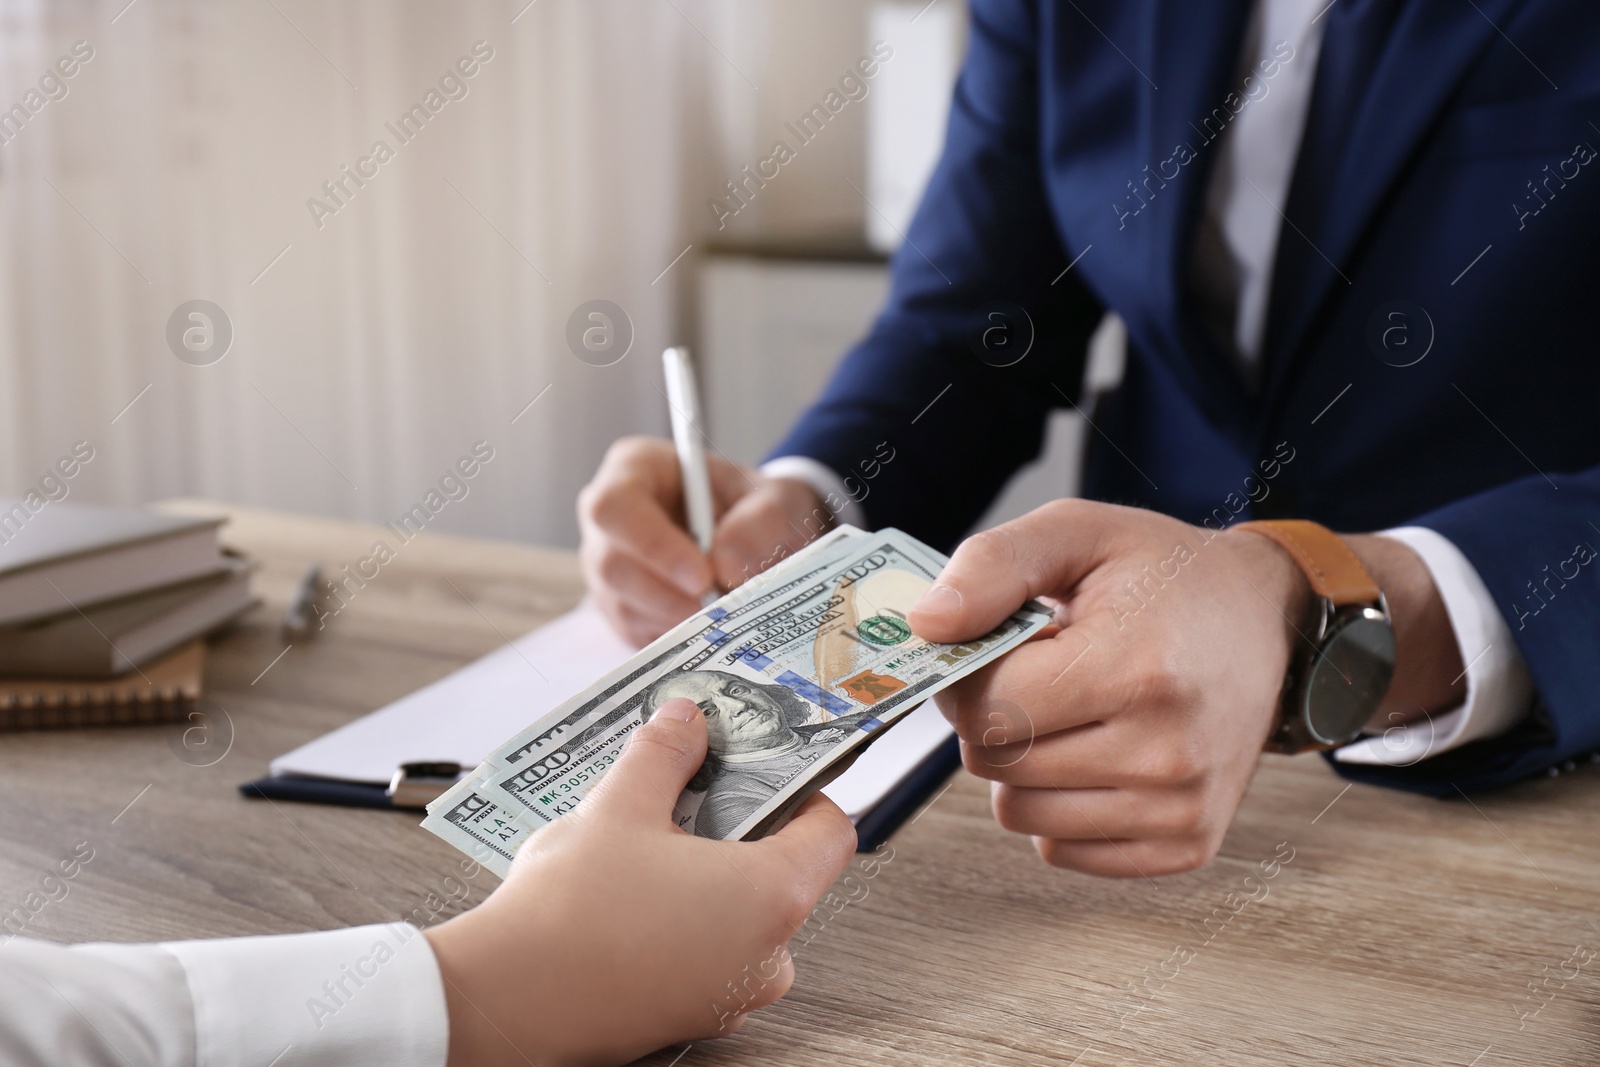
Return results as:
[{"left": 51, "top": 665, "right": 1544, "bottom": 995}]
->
[{"left": 767, "top": 0, "right": 1534, "bottom": 765}]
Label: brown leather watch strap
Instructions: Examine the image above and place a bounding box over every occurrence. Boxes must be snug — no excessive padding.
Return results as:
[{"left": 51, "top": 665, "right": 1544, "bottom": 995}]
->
[{"left": 1233, "top": 520, "right": 1380, "bottom": 606}]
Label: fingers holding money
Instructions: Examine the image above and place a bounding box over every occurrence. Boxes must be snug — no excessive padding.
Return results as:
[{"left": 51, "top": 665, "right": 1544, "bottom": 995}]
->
[
  {"left": 754, "top": 791, "right": 858, "bottom": 928},
  {"left": 581, "top": 698, "right": 707, "bottom": 825},
  {"left": 445, "top": 524, "right": 1050, "bottom": 853},
  {"left": 594, "top": 700, "right": 858, "bottom": 948},
  {"left": 425, "top": 702, "right": 861, "bottom": 1067}
]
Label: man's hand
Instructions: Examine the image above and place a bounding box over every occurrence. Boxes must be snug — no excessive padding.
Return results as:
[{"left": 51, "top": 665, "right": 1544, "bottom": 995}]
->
[
  {"left": 908, "top": 499, "right": 1463, "bottom": 877},
  {"left": 579, "top": 437, "right": 831, "bottom": 646},
  {"left": 425, "top": 699, "right": 857, "bottom": 1067}
]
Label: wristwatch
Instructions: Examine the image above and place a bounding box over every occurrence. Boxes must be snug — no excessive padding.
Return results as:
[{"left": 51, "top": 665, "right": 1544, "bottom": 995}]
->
[{"left": 1234, "top": 520, "right": 1397, "bottom": 754}]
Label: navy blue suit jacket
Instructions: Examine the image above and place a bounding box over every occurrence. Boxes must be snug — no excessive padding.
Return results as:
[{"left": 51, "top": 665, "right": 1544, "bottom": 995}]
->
[{"left": 771, "top": 0, "right": 1600, "bottom": 796}]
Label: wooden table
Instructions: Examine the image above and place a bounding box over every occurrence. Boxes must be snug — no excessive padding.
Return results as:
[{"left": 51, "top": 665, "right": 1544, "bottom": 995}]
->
[{"left": 3, "top": 503, "right": 1596, "bottom": 1066}]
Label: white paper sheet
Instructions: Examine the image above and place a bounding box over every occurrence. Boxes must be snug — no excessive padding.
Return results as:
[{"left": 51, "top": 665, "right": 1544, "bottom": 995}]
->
[{"left": 269, "top": 601, "right": 955, "bottom": 822}]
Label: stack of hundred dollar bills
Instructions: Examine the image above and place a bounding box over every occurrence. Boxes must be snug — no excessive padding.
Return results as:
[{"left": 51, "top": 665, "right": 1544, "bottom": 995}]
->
[{"left": 423, "top": 525, "right": 1051, "bottom": 876}]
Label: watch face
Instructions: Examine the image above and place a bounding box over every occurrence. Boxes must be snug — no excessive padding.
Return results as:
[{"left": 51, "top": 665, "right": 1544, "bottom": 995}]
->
[{"left": 1301, "top": 610, "right": 1397, "bottom": 746}]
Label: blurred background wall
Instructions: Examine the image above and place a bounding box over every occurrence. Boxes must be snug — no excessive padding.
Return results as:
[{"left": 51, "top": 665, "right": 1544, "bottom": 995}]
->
[{"left": 0, "top": 0, "right": 1092, "bottom": 549}]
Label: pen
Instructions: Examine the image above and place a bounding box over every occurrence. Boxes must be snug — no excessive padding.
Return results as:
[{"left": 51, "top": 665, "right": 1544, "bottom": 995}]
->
[
  {"left": 280, "top": 564, "right": 323, "bottom": 641},
  {"left": 662, "top": 346, "right": 718, "bottom": 607}
]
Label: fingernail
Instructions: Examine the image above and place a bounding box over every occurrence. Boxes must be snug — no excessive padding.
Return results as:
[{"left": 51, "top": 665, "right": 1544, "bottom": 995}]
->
[
  {"left": 914, "top": 583, "right": 963, "bottom": 616},
  {"left": 652, "top": 697, "right": 699, "bottom": 722}
]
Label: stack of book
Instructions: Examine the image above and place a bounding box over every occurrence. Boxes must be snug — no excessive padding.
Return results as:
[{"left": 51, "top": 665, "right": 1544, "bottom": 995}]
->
[{"left": 0, "top": 502, "right": 256, "bottom": 731}]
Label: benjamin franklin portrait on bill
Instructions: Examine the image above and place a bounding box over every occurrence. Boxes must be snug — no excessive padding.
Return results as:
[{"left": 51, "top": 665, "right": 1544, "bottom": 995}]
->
[{"left": 645, "top": 669, "right": 874, "bottom": 838}]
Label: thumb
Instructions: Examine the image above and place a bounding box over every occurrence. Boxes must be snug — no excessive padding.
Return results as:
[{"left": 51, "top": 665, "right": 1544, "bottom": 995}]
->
[
  {"left": 908, "top": 502, "right": 1108, "bottom": 644},
  {"left": 586, "top": 698, "right": 707, "bottom": 823},
  {"left": 753, "top": 791, "right": 857, "bottom": 912}
]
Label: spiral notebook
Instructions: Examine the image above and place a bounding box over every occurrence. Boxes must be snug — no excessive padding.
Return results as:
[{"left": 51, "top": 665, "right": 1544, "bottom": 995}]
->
[{"left": 0, "top": 640, "right": 205, "bottom": 732}]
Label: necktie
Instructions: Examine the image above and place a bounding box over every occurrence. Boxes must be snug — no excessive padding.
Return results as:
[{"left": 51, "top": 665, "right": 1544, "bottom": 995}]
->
[
  {"left": 1292, "top": 0, "right": 1404, "bottom": 223},
  {"left": 1264, "top": 0, "right": 1404, "bottom": 363}
]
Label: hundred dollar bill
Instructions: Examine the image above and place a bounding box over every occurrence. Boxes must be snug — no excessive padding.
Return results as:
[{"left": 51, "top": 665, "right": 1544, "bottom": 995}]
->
[
  {"left": 423, "top": 525, "right": 1050, "bottom": 866},
  {"left": 419, "top": 788, "right": 529, "bottom": 879},
  {"left": 419, "top": 531, "right": 880, "bottom": 868}
]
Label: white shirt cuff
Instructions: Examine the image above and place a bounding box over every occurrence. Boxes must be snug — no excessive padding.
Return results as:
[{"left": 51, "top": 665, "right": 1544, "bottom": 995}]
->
[
  {"left": 1333, "top": 526, "right": 1534, "bottom": 766},
  {"left": 160, "top": 923, "right": 448, "bottom": 1067},
  {"left": 761, "top": 456, "right": 868, "bottom": 529},
  {"left": 1, "top": 937, "right": 196, "bottom": 1067}
]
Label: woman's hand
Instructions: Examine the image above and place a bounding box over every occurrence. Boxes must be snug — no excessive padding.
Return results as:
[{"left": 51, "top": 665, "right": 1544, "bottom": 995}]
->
[{"left": 424, "top": 698, "right": 857, "bottom": 1067}]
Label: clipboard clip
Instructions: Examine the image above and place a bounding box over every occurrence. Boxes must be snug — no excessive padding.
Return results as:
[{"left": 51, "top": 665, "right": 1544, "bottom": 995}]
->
[{"left": 386, "top": 761, "right": 464, "bottom": 809}]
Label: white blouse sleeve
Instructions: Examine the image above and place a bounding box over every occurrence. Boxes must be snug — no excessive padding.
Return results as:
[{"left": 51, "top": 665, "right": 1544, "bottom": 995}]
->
[
  {"left": 0, "top": 937, "right": 194, "bottom": 1067},
  {"left": 0, "top": 923, "right": 449, "bottom": 1067}
]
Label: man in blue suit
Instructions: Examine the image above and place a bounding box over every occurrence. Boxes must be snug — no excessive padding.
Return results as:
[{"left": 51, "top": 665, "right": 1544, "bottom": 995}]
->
[{"left": 579, "top": 0, "right": 1600, "bottom": 875}]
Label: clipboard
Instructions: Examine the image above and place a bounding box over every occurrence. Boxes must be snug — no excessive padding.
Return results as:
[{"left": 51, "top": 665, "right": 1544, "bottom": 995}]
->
[
  {"left": 243, "top": 602, "right": 961, "bottom": 852},
  {"left": 242, "top": 734, "right": 958, "bottom": 853}
]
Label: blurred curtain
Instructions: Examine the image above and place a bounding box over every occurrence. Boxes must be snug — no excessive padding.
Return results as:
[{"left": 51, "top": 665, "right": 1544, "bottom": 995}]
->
[{"left": 0, "top": 0, "right": 765, "bottom": 547}]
